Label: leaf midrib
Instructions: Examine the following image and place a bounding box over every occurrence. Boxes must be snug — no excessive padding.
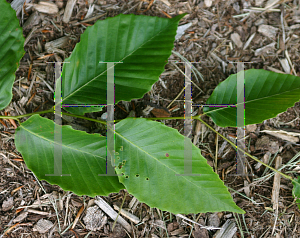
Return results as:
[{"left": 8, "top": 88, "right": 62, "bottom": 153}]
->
[
  {"left": 203, "top": 83, "right": 300, "bottom": 116},
  {"left": 62, "top": 16, "right": 176, "bottom": 103},
  {"left": 115, "top": 121, "right": 233, "bottom": 205},
  {"left": 19, "top": 125, "right": 105, "bottom": 160}
]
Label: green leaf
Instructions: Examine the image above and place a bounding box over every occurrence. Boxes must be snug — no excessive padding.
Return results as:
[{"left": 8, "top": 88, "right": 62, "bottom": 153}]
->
[
  {"left": 61, "top": 14, "right": 185, "bottom": 115},
  {"left": 114, "top": 117, "right": 244, "bottom": 214},
  {"left": 15, "top": 115, "right": 124, "bottom": 196},
  {"left": 0, "top": 0, "right": 25, "bottom": 110},
  {"left": 292, "top": 177, "right": 300, "bottom": 209},
  {"left": 203, "top": 69, "right": 300, "bottom": 127}
]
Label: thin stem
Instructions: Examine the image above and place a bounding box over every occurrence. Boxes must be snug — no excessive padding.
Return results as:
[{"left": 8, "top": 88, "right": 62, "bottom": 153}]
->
[
  {"left": 0, "top": 110, "right": 193, "bottom": 123},
  {"left": 193, "top": 115, "right": 293, "bottom": 181},
  {"left": 112, "top": 192, "right": 127, "bottom": 231},
  {"left": 61, "top": 111, "right": 107, "bottom": 125},
  {"left": 0, "top": 108, "right": 54, "bottom": 120},
  {"left": 0, "top": 108, "right": 107, "bottom": 125},
  {"left": 0, "top": 108, "right": 296, "bottom": 183},
  {"left": 114, "top": 116, "right": 199, "bottom": 123},
  {"left": 0, "top": 109, "right": 55, "bottom": 125}
]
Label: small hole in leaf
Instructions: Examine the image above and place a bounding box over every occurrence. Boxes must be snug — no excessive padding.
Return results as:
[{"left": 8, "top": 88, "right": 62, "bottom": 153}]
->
[
  {"left": 125, "top": 175, "right": 129, "bottom": 179},
  {"left": 165, "top": 153, "right": 169, "bottom": 157},
  {"left": 135, "top": 174, "right": 139, "bottom": 177},
  {"left": 122, "top": 160, "right": 126, "bottom": 165},
  {"left": 146, "top": 177, "right": 149, "bottom": 181}
]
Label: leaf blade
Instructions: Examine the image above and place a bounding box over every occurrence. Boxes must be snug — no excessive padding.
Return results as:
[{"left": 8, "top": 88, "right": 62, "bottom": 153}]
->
[
  {"left": 292, "top": 177, "right": 300, "bottom": 210},
  {"left": 15, "top": 115, "right": 124, "bottom": 196},
  {"left": 114, "top": 118, "right": 244, "bottom": 214},
  {"left": 0, "top": 0, "right": 25, "bottom": 110},
  {"left": 203, "top": 69, "right": 300, "bottom": 127},
  {"left": 61, "top": 14, "right": 185, "bottom": 115}
]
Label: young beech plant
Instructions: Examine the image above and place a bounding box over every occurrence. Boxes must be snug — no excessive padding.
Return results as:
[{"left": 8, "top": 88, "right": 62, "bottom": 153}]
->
[{"left": 2, "top": 0, "right": 300, "bottom": 215}]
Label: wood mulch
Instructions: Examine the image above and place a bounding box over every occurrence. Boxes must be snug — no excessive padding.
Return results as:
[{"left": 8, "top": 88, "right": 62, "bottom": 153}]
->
[{"left": 1, "top": 0, "right": 300, "bottom": 237}]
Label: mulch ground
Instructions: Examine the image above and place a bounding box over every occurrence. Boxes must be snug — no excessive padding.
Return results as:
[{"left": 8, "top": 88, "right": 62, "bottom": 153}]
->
[{"left": 1, "top": 0, "right": 300, "bottom": 237}]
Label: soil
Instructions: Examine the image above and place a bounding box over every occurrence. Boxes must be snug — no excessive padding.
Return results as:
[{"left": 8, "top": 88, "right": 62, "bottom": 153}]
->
[{"left": 1, "top": 0, "right": 300, "bottom": 237}]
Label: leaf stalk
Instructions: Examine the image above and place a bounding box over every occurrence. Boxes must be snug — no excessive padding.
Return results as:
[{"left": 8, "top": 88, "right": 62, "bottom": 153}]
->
[
  {"left": 0, "top": 109, "right": 294, "bottom": 182},
  {"left": 193, "top": 115, "right": 293, "bottom": 181}
]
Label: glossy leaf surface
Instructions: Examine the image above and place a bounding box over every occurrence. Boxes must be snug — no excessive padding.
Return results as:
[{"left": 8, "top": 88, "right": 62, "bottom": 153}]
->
[
  {"left": 15, "top": 115, "right": 124, "bottom": 196},
  {"left": 203, "top": 69, "right": 300, "bottom": 127},
  {"left": 292, "top": 177, "right": 300, "bottom": 209},
  {"left": 61, "top": 14, "right": 185, "bottom": 115},
  {"left": 0, "top": 0, "right": 25, "bottom": 110},
  {"left": 114, "top": 117, "right": 245, "bottom": 214}
]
